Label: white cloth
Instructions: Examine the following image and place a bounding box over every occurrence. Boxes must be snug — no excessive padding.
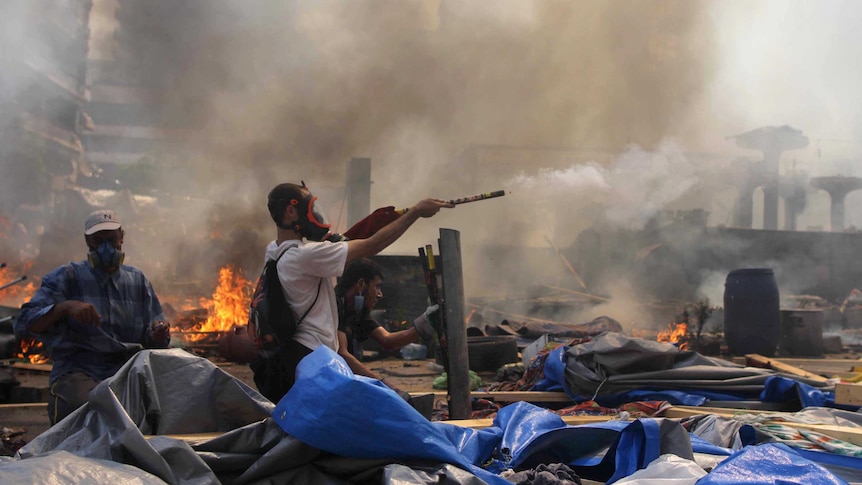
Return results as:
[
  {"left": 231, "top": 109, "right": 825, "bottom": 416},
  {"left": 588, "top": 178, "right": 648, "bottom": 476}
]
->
[{"left": 265, "top": 239, "right": 348, "bottom": 352}]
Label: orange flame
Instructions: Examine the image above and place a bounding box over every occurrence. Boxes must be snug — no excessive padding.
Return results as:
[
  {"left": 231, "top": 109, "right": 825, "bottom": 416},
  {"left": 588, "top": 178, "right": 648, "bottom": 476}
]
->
[
  {"left": 657, "top": 322, "right": 688, "bottom": 348},
  {"left": 16, "top": 337, "right": 50, "bottom": 365},
  {"left": 0, "top": 262, "right": 37, "bottom": 307},
  {"left": 181, "top": 265, "right": 253, "bottom": 342}
]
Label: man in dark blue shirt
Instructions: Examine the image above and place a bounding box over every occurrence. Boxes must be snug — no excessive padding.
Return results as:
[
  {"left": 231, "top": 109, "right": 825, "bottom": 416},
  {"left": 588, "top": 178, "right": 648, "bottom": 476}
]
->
[{"left": 15, "top": 209, "right": 171, "bottom": 424}]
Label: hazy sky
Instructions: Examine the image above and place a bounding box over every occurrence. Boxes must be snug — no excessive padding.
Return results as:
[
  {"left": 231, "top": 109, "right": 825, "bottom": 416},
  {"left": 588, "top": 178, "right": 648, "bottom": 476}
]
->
[
  {"left": 7, "top": 0, "right": 862, "bottom": 319},
  {"left": 705, "top": 1, "right": 862, "bottom": 161},
  {"left": 697, "top": 1, "right": 862, "bottom": 230}
]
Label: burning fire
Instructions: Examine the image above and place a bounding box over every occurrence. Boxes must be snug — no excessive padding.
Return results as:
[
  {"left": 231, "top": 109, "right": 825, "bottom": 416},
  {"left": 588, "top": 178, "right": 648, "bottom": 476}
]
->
[
  {"left": 0, "top": 262, "right": 37, "bottom": 307},
  {"left": 181, "top": 265, "right": 252, "bottom": 342},
  {"left": 16, "top": 337, "right": 50, "bottom": 365},
  {"left": 657, "top": 322, "right": 690, "bottom": 350}
]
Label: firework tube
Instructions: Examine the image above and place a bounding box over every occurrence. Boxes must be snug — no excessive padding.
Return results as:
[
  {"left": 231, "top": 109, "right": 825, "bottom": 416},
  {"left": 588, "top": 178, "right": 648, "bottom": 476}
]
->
[
  {"left": 447, "top": 190, "right": 506, "bottom": 205},
  {"left": 343, "top": 190, "right": 505, "bottom": 240},
  {"left": 396, "top": 190, "right": 506, "bottom": 213}
]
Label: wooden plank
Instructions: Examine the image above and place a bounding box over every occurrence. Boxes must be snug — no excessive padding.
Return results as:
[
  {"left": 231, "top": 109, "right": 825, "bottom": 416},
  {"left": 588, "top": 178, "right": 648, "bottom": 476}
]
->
[
  {"left": 152, "top": 415, "right": 618, "bottom": 444},
  {"left": 781, "top": 423, "right": 862, "bottom": 447},
  {"left": 409, "top": 391, "right": 572, "bottom": 403},
  {"left": 835, "top": 383, "right": 862, "bottom": 406},
  {"left": 776, "top": 358, "right": 861, "bottom": 376},
  {"left": 147, "top": 432, "right": 222, "bottom": 446},
  {"left": 663, "top": 405, "right": 773, "bottom": 419},
  {"left": 445, "top": 414, "right": 616, "bottom": 429},
  {"left": 5, "top": 362, "right": 53, "bottom": 372},
  {"left": 744, "top": 354, "right": 830, "bottom": 383},
  {"left": 0, "top": 402, "right": 47, "bottom": 410}
]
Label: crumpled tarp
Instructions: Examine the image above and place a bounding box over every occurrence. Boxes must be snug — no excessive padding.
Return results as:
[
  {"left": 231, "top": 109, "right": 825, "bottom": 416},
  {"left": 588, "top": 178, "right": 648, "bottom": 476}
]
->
[
  {"left": 277, "top": 345, "right": 848, "bottom": 484},
  {"left": 697, "top": 443, "right": 849, "bottom": 485},
  {"left": 554, "top": 332, "right": 832, "bottom": 405},
  {"left": 0, "top": 347, "right": 851, "bottom": 484}
]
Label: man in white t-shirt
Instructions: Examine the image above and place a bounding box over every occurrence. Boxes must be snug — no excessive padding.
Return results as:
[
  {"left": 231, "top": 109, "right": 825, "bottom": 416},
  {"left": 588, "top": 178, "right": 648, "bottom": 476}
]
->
[{"left": 251, "top": 181, "right": 454, "bottom": 403}]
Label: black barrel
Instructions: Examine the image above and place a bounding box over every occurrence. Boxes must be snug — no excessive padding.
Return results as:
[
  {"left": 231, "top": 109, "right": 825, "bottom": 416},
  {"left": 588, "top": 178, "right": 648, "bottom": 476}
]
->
[{"left": 724, "top": 268, "right": 780, "bottom": 356}]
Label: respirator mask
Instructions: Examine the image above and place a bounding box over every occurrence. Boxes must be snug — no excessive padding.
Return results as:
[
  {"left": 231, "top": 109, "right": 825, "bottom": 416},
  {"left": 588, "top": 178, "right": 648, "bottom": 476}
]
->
[
  {"left": 88, "top": 240, "right": 125, "bottom": 273},
  {"left": 295, "top": 194, "right": 332, "bottom": 242}
]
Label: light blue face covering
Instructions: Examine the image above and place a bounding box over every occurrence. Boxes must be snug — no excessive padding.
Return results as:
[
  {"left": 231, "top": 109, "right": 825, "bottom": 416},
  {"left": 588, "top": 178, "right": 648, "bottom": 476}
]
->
[{"left": 88, "top": 240, "right": 124, "bottom": 272}]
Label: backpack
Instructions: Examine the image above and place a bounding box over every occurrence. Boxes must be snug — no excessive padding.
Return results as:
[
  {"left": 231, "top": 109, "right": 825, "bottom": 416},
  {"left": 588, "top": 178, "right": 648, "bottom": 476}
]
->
[{"left": 247, "top": 246, "right": 321, "bottom": 352}]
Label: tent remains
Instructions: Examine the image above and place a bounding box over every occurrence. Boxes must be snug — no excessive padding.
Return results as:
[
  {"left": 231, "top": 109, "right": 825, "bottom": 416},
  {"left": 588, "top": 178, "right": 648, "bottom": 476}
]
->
[{"left": 0, "top": 335, "right": 860, "bottom": 484}]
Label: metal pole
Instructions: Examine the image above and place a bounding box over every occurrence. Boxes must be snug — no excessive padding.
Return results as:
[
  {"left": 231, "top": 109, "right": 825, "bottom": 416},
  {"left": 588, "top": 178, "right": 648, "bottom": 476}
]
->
[
  {"left": 439, "top": 228, "right": 471, "bottom": 420},
  {"left": 347, "top": 157, "right": 371, "bottom": 227}
]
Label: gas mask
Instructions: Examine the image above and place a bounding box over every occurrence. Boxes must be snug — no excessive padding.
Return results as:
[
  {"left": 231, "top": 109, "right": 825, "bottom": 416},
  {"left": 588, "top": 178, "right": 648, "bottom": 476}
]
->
[
  {"left": 295, "top": 193, "right": 332, "bottom": 242},
  {"left": 88, "top": 240, "right": 125, "bottom": 273}
]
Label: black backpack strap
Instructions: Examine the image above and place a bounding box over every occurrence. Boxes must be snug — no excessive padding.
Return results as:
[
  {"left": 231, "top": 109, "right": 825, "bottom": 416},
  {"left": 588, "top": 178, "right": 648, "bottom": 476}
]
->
[
  {"left": 273, "top": 244, "right": 294, "bottom": 263},
  {"left": 271, "top": 244, "right": 323, "bottom": 327},
  {"left": 294, "top": 279, "right": 322, "bottom": 326}
]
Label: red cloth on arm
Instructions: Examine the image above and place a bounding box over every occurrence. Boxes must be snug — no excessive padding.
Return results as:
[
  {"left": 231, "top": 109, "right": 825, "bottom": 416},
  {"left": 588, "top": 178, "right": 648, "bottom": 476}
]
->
[{"left": 343, "top": 206, "right": 404, "bottom": 239}]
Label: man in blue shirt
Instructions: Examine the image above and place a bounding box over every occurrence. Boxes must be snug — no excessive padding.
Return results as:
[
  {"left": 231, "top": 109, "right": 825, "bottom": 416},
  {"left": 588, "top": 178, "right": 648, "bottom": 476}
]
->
[{"left": 15, "top": 209, "right": 171, "bottom": 424}]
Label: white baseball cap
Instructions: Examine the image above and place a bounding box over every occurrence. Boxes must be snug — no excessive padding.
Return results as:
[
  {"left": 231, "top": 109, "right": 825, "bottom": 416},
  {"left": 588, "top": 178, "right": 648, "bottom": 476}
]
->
[{"left": 84, "top": 209, "right": 122, "bottom": 235}]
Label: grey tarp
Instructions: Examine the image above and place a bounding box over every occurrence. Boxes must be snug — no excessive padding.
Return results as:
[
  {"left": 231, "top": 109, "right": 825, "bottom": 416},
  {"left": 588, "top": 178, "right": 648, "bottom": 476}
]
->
[
  {"left": 564, "top": 332, "right": 829, "bottom": 398},
  {"left": 495, "top": 315, "right": 623, "bottom": 339},
  {"left": 2, "top": 349, "right": 490, "bottom": 484}
]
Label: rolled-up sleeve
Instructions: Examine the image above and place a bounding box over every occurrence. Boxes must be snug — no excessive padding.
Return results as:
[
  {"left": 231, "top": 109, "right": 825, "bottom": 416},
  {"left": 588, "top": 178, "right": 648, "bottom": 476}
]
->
[{"left": 14, "top": 266, "right": 72, "bottom": 342}]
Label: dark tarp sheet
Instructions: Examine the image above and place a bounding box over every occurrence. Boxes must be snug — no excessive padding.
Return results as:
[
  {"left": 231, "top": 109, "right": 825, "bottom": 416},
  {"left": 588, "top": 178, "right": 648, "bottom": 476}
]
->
[
  {"left": 556, "top": 332, "right": 831, "bottom": 404},
  {"left": 0, "top": 347, "right": 851, "bottom": 484}
]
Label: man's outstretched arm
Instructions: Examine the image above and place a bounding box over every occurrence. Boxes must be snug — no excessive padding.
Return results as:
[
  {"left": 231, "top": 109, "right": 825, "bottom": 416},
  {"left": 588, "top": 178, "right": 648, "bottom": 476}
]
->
[{"left": 345, "top": 198, "right": 453, "bottom": 263}]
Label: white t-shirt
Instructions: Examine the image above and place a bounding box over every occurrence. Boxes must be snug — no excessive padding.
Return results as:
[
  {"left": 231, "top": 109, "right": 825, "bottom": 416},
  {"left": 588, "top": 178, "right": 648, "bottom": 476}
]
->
[{"left": 264, "top": 239, "right": 348, "bottom": 352}]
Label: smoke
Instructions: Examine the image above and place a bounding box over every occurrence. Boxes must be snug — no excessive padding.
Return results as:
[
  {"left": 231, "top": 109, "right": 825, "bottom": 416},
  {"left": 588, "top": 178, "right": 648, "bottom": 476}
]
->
[
  {"left": 506, "top": 141, "right": 702, "bottom": 231},
  {"left": 54, "top": 0, "right": 715, "bottom": 295},
  {"left": 12, "top": 0, "right": 799, "bottom": 329}
]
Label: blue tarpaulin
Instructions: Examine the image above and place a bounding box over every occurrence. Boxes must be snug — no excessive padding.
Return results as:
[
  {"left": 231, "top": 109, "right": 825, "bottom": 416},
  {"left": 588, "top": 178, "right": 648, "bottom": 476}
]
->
[
  {"left": 1, "top": 347, "right": 854, "bottom": 484},
  {"left": 274, "top": 346, "right": 850, "bottom": 484}
]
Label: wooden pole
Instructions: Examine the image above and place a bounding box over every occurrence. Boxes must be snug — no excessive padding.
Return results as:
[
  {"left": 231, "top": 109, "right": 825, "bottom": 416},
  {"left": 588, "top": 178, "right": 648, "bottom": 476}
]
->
[
  {"left": 543, "top": 235, "right": 587, "bottom": 289},
  {"left": 466, "top": 303, "right": 568, "bottom": 325},
  {"left": 540, "top": 284, "right": 610, "bottom": 303},
  {"left": 439, "top": 228, "right": 471, "bottom": 420}
]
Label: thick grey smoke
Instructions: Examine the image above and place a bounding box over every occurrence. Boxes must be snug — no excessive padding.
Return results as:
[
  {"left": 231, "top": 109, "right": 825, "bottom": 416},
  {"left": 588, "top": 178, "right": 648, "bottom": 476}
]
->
[
  {"left": 75, "top": 0, "right": 717, "bottom": 303},
  {"left": 12, "top": 0, "right": 795, "bottom": 328}
]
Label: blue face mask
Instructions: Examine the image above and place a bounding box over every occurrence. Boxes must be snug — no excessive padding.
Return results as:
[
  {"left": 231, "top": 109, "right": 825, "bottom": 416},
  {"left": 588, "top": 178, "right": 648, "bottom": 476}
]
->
[
  {"left": 354, "top": 294, "right": 365, "bottom": 311},
  {"left": 88, "top": 240, "right": 125, "bottom": 272}
]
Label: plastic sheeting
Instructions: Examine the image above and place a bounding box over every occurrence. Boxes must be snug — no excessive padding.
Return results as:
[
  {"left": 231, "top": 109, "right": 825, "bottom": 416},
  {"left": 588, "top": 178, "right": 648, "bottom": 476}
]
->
[
  {"left": 556, "top": 332, "right": 832, "bottom": 405},
  {"left": 696, "top": 443, "right": 849, "bottom": 485},
  {"left": 0, "top": 450, "right": 169, "bottom": 484},
  {"left": 613, "top": 454, "right": 707, "bottom": 485},
  {"left": 1, "top": 347, "right": 853, "bottom": 484},
  {"left": 275, "top": 346, "right": 848, "bottom": 484}
]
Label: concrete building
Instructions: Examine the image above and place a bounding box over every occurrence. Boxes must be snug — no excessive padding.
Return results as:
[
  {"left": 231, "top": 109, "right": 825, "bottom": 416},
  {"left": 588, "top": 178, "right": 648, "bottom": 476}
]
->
[{"left": 0, "top": 0, "right": 94, "bottom": 214}]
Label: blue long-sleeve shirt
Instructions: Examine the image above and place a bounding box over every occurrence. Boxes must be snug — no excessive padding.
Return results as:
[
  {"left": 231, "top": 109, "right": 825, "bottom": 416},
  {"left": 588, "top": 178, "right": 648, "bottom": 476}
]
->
[{"left": 14, "top": 261, "right": 169, "bottom": 384}]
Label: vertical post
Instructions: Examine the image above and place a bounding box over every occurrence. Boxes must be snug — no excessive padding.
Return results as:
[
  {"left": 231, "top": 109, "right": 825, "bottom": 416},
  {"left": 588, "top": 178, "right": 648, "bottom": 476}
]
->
[
  {"left": 762, "top": 149, "right": 780, "bottom": 231},
  {"left": 439, "top": 228, "right": 471, "bottom": 420},
  {"left": 347, "top": 157, "right": 371, "bottom": 227}
]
